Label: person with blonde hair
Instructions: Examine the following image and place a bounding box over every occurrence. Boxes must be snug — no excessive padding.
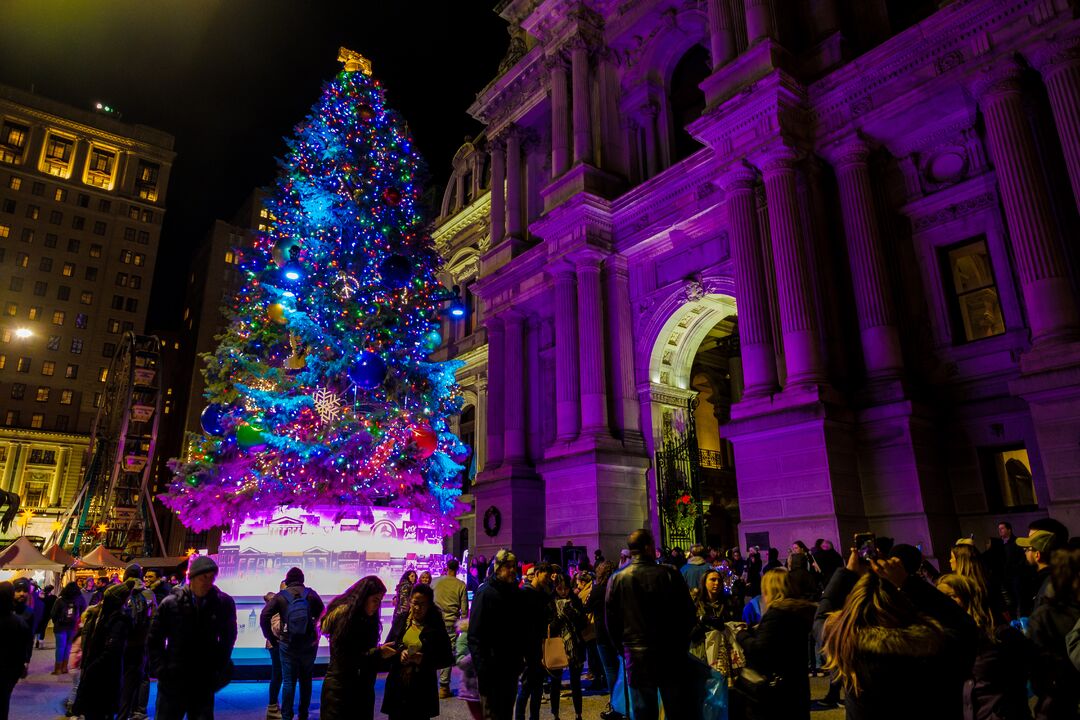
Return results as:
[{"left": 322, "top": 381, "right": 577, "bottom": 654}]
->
[
  {"left": 821, "top": 548, "right": 978, "bottom": 720},
  {"left": 937, "top": 573, "right": 1031, "bottom": 719},
  {"left": 733, "top": 568, "right": 816, "bottom": 719}
]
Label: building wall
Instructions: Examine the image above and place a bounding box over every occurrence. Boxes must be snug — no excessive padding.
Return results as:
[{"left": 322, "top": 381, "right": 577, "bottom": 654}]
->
[
  {"left": 0, "top": 84, "right": 174, "bottom": 435},
  {"left": 0, "top": 427, "right": 91, "bottom": 542},
  {"left": 434, "top": 0, "right": 1080, "bottom": 562}
]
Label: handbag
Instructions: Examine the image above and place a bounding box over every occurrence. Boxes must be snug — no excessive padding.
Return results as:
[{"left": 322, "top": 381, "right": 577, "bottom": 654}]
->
[
  {"left": 733, "top": 666, "right": 782, "bottom": 707},
  {"left": 542, "top": 624, "right": 569, "bottom": 671}
]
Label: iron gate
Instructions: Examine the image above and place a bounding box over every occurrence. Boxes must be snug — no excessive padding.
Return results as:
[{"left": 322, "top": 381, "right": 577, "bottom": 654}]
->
[{"left": 656, "top": 398, "right": 704, "bottom": 549}]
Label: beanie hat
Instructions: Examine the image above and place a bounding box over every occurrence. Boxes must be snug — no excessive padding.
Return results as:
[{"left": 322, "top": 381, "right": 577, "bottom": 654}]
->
[
  {"left": 188, "top": 556, "right": 218, "bottom": 580},
  {"left": 12, "top": 578, "right": 29, "bottom": 591},
  {"left": 123, "top": 564, "right": 143, "bottom": 581},
  {"left": 891, "top": 544, "right": 923, "bottom": 576},
  {"left": 104, "top": 580, "right": 135, "bottom": 604},
  {"left": 284, "top": 566, "right": 305, "bottom": 586}
]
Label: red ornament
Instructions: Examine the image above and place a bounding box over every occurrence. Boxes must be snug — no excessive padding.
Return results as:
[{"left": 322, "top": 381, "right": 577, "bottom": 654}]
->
[
  {"left": 383, "top": 187, "right": 402, "bottom": 206},
  {"left": 357, "top": 104, "right": 375, "bottom": 121},
  {"left": 411, "top": 425, "right": 438, "bottom": 459}
]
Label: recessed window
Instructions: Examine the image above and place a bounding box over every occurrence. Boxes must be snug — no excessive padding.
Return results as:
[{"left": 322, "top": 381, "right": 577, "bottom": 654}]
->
[
  {"left": 55, "top": 188, "right": 67, "bottom": 202},
  {"left": 98, "top": 199, "right": 111, "bottom": 213},
  {"left": 16, "top": 357, "right": 30, "bottom": 373},
  {"left": 67, "top": 238, "right": 80, "bottom": 253},
  {"left": 136, "top": 160, "right": 159, "bottom": 201},
  {"left": 89, "top": 244, "right": 102, "bottom": 258},
  {"left": 35, "top": 386, "right": 50, "bottom": 402},
  {"left": 57, "top": 285, "right": 70, "bottom": 301},
  {"left": 41, "top": 360, "right": 55, "bottom": 376},
  {"left": 49, "top": 210, "right": 62, "bottom": 225},
  {"left": 0, "top": 121, "right": 29, "bottom": 164},
  {"left": 16, "top": 252, "right": 29, "bottom": 268},
  {"left": 30, "top": 413, "right": 44, "bottom": 429},
  {"left": 34, "top": 281, "right": 47, "bottom": 297},
  {"left": 55, "top": 414, "right": 69, "bottom": 431},
  {"left": 8, "top": 277, "right": 22, "bottom": 292},
  {"left": 981, "top": 446, "right": 1038, "bottom": 511},
  {"left": 92, "top": 220, "right": 106, "bottom": 235},
  {"left": 108, "top": 318, "right": 121, "bottom": 333},
  {"left": 8, "top": 176, "right": 21, "bottom": 190},
  {"left": 42, "top": 134, "right": 75, "bottom": 177},
  {"left": 70, "top": 338, "right": 83, "bottom": 354},
  {"left": 125, "top": 297, "right": 138, "bottom": 313},
  {"left": 62, "top": 262, "right": 75, "bottom": 277},
  {"left": 10, "top": 383, "right": 26, "bottom": 399},
  {"left": 47, "top": 335, "right": 60, "bottom": 351},
  {"left": 0, "top": 224, "right": 9, "bottom": 238},
  {"left": 44, "top": 233, "right": 57, "bottom": 248},
  {"left": 2, "top": 198, "right": 15, "bottom": 213},
  {"left": 52, "top": 311, "right": 64, "bottom": 325},
  {"left": 80, "top": 291, "right": 93, "bottom": 305},
  {"left": 102, "top": 343, "right": 116, "bottom": 359},
  {"left": 129, "top": 275, "right": 142, "bottom": 290},
  {"left": 941, "top": 237, "right": 1005, "bottom": 343},
  {"left": 85, "top": 147, "right": 116, "bottom": 188},
  {"left": 99, "top": 366, "right": 109, "bottom": 381},
  {"left": 21, "top": 228, "right": 34, "bottom": 243},
  {"left": 5, "top": 302, "right": 17, "bottom": 316},
  {"left": 65, "top": 364, "right": 78, "bottom": 379},
  {"left": 4, "top": 411, "right": 18, "bottom": 426},
  {"left": 39, "top": 257, "right": 53, "bottom": 272},
  {"left": 59, "top": 389, "right": 73, "bottom": 405},
  {"left": 71, "top": 216, "right": 84, "bottom": 230},
  {"left": 27, "top": 306, "right": 40, "bottom": 320},
  {"left": 77, "top": 194, "right": 89, "bottom": 208},
  {"left": 116, "top": 272, "right": 128, "bottom": 287},
  {"left": 75, "top": 313, "right": 87, "bottom": 329},
  {"left": 85, "top": 266, "right": 98, "bottom": 281}
]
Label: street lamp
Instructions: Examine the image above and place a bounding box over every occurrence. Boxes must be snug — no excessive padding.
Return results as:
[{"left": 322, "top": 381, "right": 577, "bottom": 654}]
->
[{"left": 14, "top": 327, "right": 32, "bottom": 339}]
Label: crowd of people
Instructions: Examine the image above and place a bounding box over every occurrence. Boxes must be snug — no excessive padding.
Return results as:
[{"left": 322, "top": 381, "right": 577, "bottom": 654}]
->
[{"left": 2, "top": 516, "right": 1080, "bottom": 720}]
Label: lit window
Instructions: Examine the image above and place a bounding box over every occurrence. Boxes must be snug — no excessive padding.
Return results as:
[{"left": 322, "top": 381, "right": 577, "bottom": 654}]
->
[
  {"left": 8, "top": 176, "right": 21, "bottom": 190},
  {"left": 136, "top": 160, "right": 159, "bottom": 201},
  {"left": 89, "top": 244, "right": 103, "bottom": 258},
  {"left": 25, "top": 204, "right": 39, "bottom": 220},
  {"left": 141, "top": 209, "right": 152, "bottom": 223},
  {"left": 41, "top": 360, "right": 55, "bottom": 376},
  {"left": 30, "top": 413, "right": 43, "bottom": 429},
  {"left": 59, "top": 389, "right": 73, "bottom": 405},
  {"left": 942, "top": 237, "right": 1005, "bottom": 343},
  {"left": 62, "top": 262, "right": 75, "bottom": 277},
  {"left": 130, "top": 276, "right": 142, "bottom": 290},
  {"left": 260, "top": 208, "right": 268, "bottom": 218},
  {"left": 70, "top": 338, "right": 83, "bottom": 354},
  {"left": 16, "top": 252, "right": 28, "bottom": 268},
  {"left": 134, "top": 253, "right": 145, "bottom": 267},
  {"left": 0, "top": 121, "right": 29, "bottom": 164},
  {"left": 42, "top": 134, "right": 74, "bottom": 177},
  {"left": 116, "top": 272, "right": 128, "bottom": 287},
  {"left": 27, "top": 306, "right": 40, "bottom": 320},
  {"left": 4, "top": 411, "right": 17, "bottom": 426},
  {"left": 65, "top": 364, "right": 78, "bottom": 379},
  {"left": 121, "top": 250, "right": 133, "bottom": 264},
  {"left": 5, "top": 302, "right": 17, "bottom": 316},
  {"left": 108, "top": 319, "right": 121, "bottom": 333},
  {"left": 0, "top": 224, "right": 9, "bottom": 238},
  {"left": 52, "top": 311, "right": 64, "bottom": 325},
  {"left": 225, "top": 250, "right": 235, "bottom": 264},
  {"left": 0, "top": 354, "right": 4, "bottom": 368},
  {"left": 55, "top": 188, "right": 67, "bottom": 202},
  {"left": 93, "top": 392, "right": 102, "bottom": 408},
  {"left": 80, "top": 291, "right": 93, "bottom": 305},
  {"left": 99, "top": 366, "right": 109, "bottom": 382},
  {"left": 35, "top": 387, "right": 49, "bottom": 402},
  {"left": 16, "top": 357, "right": 30, "bottom": 373},
  {"left": 85, "top": 147, "right": 116, "bottom": 188}
]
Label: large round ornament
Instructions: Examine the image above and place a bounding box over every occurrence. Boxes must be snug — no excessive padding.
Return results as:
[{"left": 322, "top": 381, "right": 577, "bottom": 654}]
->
[
  {"left": 411, "top": 425, "right": 438, "bottom": 459},
  {"left": 378, "top": 254, "right": 412, "bottom": 288},
  {"left": 200, "top": 404, "right": 227, "bottom": 436},
  {"left": 423, "top": 329, "right": 442, "bottom": 351},
  {"left": 236, "top": 423, "right": 266, "bottom": 450},
  {"left": 272, "top": 239, "right": 300, "bottom": 268},
  {"left": 383, "top": 187, "right": 403, "bottom": 206},
  {"left": 347, "top": 352, "right": 387, "bottom": 389},
  {"left": 268, "top": 303, "right": 288, "bottom": 325}
]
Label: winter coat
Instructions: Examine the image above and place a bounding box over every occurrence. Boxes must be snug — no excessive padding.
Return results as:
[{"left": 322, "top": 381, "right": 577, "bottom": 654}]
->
[
  {"left": 38, "top": 592, "right": 56, "bottom": 635},
  {"left": 147, "top": 585, "right": 237, "bottom": 698},
  {"left": 518, "top": 583, "right": 554, "bottom": 662},
  {"left": 381, "top": 611, "right": 454, "bottom": 719},
  {"left": 394, "top": 580, "right": 414, "bottom": 618},
  {"left": 260, "top": 583, "right": 325, "bottom": 651},
  {"left": 963, "top": 625, "right": 1033, "bottom": 720},
  {"left": 467, "top": 578, "right": 524, "bottom": 689},
  {"left": 52, "top": 592, "right": 81, "bottom": 632},
  {"left": 552, "top": 595, "right": 587, "bottom": 668},
  {"left": 586, "top": 577, "right": 613, "bottom": 648},
  {"left": 1029, "top": 597, "right": 1080, "bottom": 720},
  {"left": 605, "top": 556, "right": 696, "bottom": 687},
  {"left": 821, "top": 571, "right": 978, "bottom": 720},
  {"left": 681, "top": 556, "right": 711, "bottom": 593},
  {"left": 320, "top": 604, "right": 385, "bottom": 720},
  {"left": 454, "top": 618, "right": 480, "bottom": 702},
  {"left": 73, "top": 607, "right": 131, "bottom": 717},
  {"left": 13, "top": 602, "right": 33, "bottom": 662},
  {"left": 0, "top": 611, "right": 31, "bottom": 684},
  {"left": 811, "top": 549, "right": 843, "bottom": 588},
  {"left": 736, "top": 599, "right": 816, "bottom": 720},
  {"left": 691, "top": 595, "right": 734, "bottom": 678}
]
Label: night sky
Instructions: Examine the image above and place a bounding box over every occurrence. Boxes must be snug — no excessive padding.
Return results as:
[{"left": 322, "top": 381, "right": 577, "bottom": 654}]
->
[{"left": 0, "top": 1, "right": 507, "bottom": 330}]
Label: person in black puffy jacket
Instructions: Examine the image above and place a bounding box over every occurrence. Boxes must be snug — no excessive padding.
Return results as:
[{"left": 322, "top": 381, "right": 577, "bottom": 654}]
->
[{"left": 0, "top": 582, "right": 32, "bottom": 720}]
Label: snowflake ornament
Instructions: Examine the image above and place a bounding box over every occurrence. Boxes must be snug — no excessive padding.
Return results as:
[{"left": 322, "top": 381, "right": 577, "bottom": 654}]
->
[{"left": 312, "top": 387, "right": 343, "bottom": 424}]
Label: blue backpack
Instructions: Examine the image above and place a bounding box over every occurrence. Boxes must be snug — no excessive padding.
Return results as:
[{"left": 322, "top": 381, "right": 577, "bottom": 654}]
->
[{"left": 282, "top": 588, "right": 311, "bottom": 646}]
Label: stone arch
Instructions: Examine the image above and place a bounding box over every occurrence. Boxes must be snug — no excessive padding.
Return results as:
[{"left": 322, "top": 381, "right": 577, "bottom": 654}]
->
[
  {"left": 439, "top": 140, "right": 478, "bottom": 218},
  {"left": 649, "top": 293, "right": 738, "bottom": 391}
]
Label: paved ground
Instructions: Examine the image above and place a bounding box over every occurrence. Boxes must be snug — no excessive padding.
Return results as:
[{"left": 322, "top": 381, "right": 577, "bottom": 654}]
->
[{"left": 12, "top": 632, "right": 845, "bottom": 720}]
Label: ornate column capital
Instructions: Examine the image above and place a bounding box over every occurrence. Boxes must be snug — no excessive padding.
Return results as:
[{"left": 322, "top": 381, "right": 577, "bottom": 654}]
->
[
  {"left": 1029, "top": 34, "right": 1080, "bottom": 76},
  {"left": 971, "top": 56, "right": 1026, "bottom": 103},
  {"left": 718, "top": 164, "right": 758, "bottom": 192},
  {"left": 757, "top": 144, "right": 801, "bottom": 175},
  {"left": 569, "top": 246, "right": 607, "bottom": 269},
  {"left": 823, "top": 137, "right": 872, "bottom": 171},
  {"left": 544, "top": 51, "right": 570, "bottom": 73}
]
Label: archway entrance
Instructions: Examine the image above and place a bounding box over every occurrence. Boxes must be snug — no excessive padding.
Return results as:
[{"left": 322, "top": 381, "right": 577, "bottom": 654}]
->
[{"left": 646, "top": 294, "right": 742, "bottom": 552}]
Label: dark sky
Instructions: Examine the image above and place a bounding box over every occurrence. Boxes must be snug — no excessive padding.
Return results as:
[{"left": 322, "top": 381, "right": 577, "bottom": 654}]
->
[{"left": 0, "top": 1, "right": 507, "bottom": 330}]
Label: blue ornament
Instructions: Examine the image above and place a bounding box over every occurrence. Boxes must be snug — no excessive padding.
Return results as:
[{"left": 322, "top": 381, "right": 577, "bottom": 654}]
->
[
  {"left": 200, "top": 404, "right": 227, "bottom": 436},
  {"left": 379, "top": 254, "right": 412, "bottom": 288},
  {"left": 348, "top": 352, "right": 387, "bottom": 389}
]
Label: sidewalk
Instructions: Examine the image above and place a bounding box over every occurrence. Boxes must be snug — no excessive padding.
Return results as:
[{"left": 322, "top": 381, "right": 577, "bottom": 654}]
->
[{"left": 11, "top": 633, "right": 844, "bottom": 719}]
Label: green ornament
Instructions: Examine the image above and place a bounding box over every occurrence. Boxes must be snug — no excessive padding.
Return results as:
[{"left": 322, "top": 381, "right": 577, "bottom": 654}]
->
[{"left": 236, "top": 423, "right": 267, "bottom": 449}]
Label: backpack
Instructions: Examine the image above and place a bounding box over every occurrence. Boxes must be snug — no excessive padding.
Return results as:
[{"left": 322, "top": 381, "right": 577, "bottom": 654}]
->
[
  {"left": 281, "top": 588, "right": 311, "bottom": 646},
  {"left": 126, "top": 589, "right": 153, "bottom": 634}
]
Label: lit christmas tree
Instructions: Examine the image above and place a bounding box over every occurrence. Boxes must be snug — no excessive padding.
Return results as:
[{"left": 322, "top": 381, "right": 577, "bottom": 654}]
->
[{"left": 166, "top": 49, "right": 467, "bottom": 532}]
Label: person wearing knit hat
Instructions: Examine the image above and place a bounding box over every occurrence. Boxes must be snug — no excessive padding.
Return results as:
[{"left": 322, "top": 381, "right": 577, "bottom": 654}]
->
[
  {"left": 260, "top": 567, "right": 324, "bottom": 720},
  {"left": 118, "top": 564, "right": 158, "bottom": 720},
  {"left": 1, "top": 580, "right": 33, "bottom": 720},
  {"left": 73, "top": 580, "right": 136, "bottom": 720},
  {"left": 147, "top": 555, "right": 237, "bottom": 720}
]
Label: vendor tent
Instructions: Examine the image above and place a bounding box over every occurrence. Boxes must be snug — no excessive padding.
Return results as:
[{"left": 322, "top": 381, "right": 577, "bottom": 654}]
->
[
  {"left": 0, "top": 537, "right": 65, "bottom": 572},
  {"left": 44, "top": 544, "right": 77, "bottom": 566},
  {"left": 79, "top": 544, "right": 125, "bottom": 569}
]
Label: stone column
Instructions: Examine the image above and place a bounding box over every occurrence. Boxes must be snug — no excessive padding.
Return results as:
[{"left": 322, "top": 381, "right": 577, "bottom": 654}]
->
[
  {"left": 830, "top": 140, "right": 903, "bottom": 378},
  {"left": 549, "top": 54, "right": 571, "bottom": 178},
  {"left": 576, "top": 251, "right": 610, "bottom": 433},
  {"left": 1032, "top": 38, "right": 1080, "bottom": 211},
  {"left": 570, "top": 39, "right": 593, "bottom": 165},
  {"left": 760, "top": 147, "right": 825, "bottom": 384},
  {"left": 476, "top": 379, "right": 489, "bottom": 472},
  {"left": 9, "top": 443, "right": 29, "bottom": 496},
  {"left": 975, "top": 60, "right": 1080, "bottom": 344},
  {"left": 49, "top": 446, "right": 70, "bottom": 506},
  {"left": 454, "top": 172, "right": 464, "bottom": 213},
  {"left": 484, "top": 319, "right": 505, "bottom": 468},
  {"left": 744, "top": 0, "right": 774, "bottom": 45},
  {"left": 552, "top": 264, "right": 581, "bottom": 441},
  {"left": 502, "top": 311, "right": 528, "bottom": 462},
  {"left": 809, "top": 0, "right": 839, "bottom": 38},
  {"left": 489, "top": 140, "right": 506, "bottom": 247},
  {"left": 606, "top": 257, "right": 642, "bottom": 436},
  {"left": 0, "top": 442, "right": 13, "bottom": 492},
  {"left": 641, "top": 102, "right": 661, "bottom": 178},
  {"left": 505, "top": 128, "right": 523, "bottom": 239},
  {"left": 707, "top": 0, "right": 737, "bottom": 69},
  {"left": 721, "top": 167, "right": 779, "bottom": 394}
]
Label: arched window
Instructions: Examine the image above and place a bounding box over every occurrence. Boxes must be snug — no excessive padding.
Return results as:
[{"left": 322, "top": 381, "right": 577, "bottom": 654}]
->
[{"left": 669, "top": 45, "right": 711, "bottom": 163}]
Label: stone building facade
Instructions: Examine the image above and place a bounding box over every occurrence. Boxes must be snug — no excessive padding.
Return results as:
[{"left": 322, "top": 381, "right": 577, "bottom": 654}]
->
[{"left": 433, "top": 0, "right": 1080, "bottom": 562}]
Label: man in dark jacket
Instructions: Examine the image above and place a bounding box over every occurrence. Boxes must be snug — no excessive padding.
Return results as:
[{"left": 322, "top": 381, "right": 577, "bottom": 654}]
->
[
  {"left": 1, "top": 581, "right": 33, "bottom": 720},
  {"left": 11, "top": 579, "right": 34, "bottom": 666},
  {"left": 605, "top": 529, "right": 695, "bottom": 720},
  {"left": 148, "top": 556, "right": 237, "bottom": 720},
  {"left": 468, "top": 549, "right": 523, "bottom": 720},
  {"left": 260, "top": 567, "right": 324, "bottom": 720},
  {"left": 1021, "top": 529, "right": 1061, "bottom": 616},
  {"left": 515, "top": 561, "right": 553, "bottom": 720},
  {"left": 118, "top": 564, "right": 157, "bottom": 720}
]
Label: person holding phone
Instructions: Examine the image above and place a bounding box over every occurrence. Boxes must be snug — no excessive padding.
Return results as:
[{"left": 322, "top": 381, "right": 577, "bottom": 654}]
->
[
  {"left": 382, "top": 582, "right": 454, "bottom": 720},
  {"left": 320, "top": 576, "right": 397, "bottom": 720}
]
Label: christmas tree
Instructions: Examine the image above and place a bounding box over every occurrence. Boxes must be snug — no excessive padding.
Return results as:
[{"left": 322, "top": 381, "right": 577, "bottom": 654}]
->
[{"left": 166, "top": 49, "right": 467, "bottom": 532}]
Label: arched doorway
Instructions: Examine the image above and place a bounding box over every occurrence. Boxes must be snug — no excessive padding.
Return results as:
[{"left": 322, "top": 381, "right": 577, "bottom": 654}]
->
[{"left": 644, "top": 293, "right": 742, "bottom": 551}]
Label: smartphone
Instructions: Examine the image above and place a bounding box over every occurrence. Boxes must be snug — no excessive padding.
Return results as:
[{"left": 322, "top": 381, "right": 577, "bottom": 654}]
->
[{"left": 854, "top": 532, "right": 876, "bottom": 561}]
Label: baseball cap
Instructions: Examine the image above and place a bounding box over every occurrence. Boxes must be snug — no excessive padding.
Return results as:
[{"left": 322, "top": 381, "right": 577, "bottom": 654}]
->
[{"left": 1017, "top": 530, "right": 1056, "bottom": 554}]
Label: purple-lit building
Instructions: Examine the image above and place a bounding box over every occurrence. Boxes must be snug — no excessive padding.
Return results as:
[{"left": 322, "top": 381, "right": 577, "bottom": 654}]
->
[{"left": 432, "top": 0, "right": 1080, "bottom": 564}]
